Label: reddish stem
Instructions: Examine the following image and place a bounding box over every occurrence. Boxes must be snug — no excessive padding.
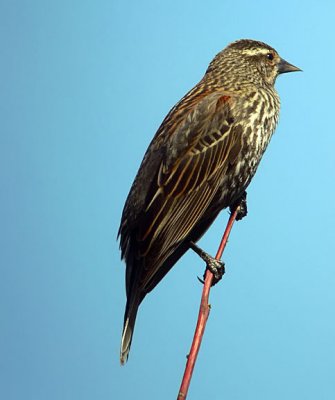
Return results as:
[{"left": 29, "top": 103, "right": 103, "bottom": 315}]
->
[{"left": 177, "top": 208, "right": 239, "bottom": 399}]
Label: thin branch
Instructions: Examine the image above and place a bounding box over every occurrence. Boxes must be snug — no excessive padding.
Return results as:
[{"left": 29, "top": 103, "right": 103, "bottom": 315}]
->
[{"left": 177, "top": 207, "right": 239, "bottom": 399}]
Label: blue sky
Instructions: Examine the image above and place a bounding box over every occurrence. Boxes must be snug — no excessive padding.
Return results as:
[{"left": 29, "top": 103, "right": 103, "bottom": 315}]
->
[{"left": 1, "top": 0, "right": 335, "bottom": 399}]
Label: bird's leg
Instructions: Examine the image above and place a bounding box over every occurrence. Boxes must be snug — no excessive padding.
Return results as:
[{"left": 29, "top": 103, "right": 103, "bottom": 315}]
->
[
  {"left": 229, "top": 191, "right": 248, "bottom": 221},
  {"left": 189, "top": 241, "right": 225, "bottom": 285},
  {"left": 189, "top": 192, "right": 247, "bottom": 285}
]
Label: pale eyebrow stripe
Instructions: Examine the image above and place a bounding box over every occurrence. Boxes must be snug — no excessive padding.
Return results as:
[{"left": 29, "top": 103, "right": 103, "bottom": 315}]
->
[{"left": 240, "top": 48, "right": 270, "bottom": 56}]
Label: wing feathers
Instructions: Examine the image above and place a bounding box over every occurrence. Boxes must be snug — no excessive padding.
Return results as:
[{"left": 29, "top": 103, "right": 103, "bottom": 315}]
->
[{"left": 122, "top": 90, "right": 242, "bottom": 295}]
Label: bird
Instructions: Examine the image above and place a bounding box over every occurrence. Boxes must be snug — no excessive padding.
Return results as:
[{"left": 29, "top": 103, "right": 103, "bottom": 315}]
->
[{"left": 118, "top": 39, "right": 300, "bottom": 364}]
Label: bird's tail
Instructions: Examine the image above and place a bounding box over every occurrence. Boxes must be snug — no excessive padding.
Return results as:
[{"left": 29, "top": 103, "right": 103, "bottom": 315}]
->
[{"left": 120, "top": 292, "right": 140, "bottom": 365}]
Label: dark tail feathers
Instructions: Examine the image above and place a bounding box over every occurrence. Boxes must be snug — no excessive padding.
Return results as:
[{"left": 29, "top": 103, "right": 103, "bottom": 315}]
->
[{"left": 120, "top": 294, "right": 140, "bottom": 364}]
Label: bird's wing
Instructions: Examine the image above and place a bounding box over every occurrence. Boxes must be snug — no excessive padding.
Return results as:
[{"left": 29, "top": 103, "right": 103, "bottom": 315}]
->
[{"left": 134, "top": 90, "right": 243, "bottom": 292}]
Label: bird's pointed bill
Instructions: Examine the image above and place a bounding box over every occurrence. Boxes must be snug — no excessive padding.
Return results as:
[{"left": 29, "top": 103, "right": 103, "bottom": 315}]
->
[{"left": 278, "top": 58, "right": 302, "bottom": 74}]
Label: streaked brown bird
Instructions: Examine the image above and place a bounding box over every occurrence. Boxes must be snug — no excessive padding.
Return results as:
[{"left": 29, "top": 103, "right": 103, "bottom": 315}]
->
[{"left": 118, "top": 39, "right": 300, "bottom": 364}]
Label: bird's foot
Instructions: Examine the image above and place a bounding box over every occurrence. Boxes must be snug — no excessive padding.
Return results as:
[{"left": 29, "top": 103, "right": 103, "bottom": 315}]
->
[
  {"left": 229, "top": 191, "right": 248, "bottom": 221},
  {"left": 189, "top": 241, "right": 225, "bottom": 286}
]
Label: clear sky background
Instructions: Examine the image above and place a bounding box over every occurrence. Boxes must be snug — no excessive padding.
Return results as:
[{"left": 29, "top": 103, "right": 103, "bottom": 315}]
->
[{"left": 1, "top": 1, "right": 335, "bottom": 399}]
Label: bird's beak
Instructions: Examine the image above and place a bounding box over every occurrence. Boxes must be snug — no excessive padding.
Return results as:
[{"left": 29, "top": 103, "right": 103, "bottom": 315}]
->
[{"left": 277, "top": 58, "right": 302, "bottom": 74}]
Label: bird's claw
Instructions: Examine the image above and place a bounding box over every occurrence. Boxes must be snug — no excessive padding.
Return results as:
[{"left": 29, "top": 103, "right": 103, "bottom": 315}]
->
[
  {"left": 230, "top": 191, "right": 248, "bottom": 221},
  {"left": 204, "top": 257, "right": 225, "bottom": 286},
  {"left": 190, "top": 242, "right": 225, "bottom": 286}
]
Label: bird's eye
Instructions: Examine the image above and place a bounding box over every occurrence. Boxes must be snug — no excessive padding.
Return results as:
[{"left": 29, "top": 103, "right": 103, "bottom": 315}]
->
[{"left": 266, "top": 53, "right": 274, "bottom": 61}]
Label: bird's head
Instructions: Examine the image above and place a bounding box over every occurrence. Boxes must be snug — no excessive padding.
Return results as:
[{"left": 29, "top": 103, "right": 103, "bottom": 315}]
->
[{"left": 207, "top": 39, "right": 301, "bottom": 87}]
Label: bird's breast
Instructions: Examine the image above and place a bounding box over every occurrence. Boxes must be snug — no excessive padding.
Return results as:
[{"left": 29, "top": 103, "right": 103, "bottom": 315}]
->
[{"left": 216, "top": 88, "right": 280, "bottom": 208}]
